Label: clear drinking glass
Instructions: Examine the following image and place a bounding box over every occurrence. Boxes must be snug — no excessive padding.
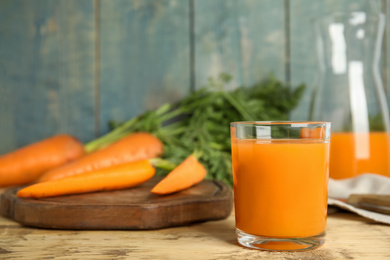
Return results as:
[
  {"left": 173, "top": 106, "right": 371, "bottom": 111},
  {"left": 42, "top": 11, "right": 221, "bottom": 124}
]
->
[
  {"left": 311, "top": 12, "right": 390, "bottom": 179},
  {"left": 230, "top": 121, "right": 331, "bottom": 251}
]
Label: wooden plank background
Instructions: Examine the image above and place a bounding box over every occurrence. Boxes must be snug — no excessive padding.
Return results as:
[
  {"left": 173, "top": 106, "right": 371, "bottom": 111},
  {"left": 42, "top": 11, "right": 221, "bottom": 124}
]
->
[
  {"left": 99, "top": 0, "right": 191, "bottom": 135},
  {"left": 193, "top": 0, "right": 286, "bottom": 90},
  {"left": 0, "top": 0, "right": 96, "bottom": 153},
  {"left": 0, "top": 0, "right": 389, "bottom": 153}
]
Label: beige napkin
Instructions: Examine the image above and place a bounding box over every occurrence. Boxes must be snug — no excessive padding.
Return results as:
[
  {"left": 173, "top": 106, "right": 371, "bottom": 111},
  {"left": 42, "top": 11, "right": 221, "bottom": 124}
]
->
[{"left": 328, "top": 174, "right": 390, "bottom": 225}]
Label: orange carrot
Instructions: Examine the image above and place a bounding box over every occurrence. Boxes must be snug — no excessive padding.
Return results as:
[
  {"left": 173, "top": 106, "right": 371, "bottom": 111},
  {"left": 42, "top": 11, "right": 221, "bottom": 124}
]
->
[
  {"left": 17, "top": 160, "right": 155, "bottom": 198},
  {"left": 38, "top": 132, "right": 163, "bottom": 182},
  {"left": 151, "top": 154, "right": 207, "bottom": 195},
  {"left": 0, "top": 134, "right": 85, "bottom": 187}
]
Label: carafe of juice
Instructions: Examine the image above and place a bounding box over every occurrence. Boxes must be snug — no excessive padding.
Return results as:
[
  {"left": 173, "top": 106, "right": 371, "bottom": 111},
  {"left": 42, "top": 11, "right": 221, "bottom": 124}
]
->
[{"left": 310, "top": 12, "right": 390, "bottom": 179}]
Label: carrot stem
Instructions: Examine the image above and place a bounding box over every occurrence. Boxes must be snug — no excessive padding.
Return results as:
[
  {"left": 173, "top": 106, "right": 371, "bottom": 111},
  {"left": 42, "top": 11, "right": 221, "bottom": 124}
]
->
[
  {"left": 84, "top": 103, "right": 174, "bottom": 153},
  {"left": 149, "top": 158, "right": 177, "bottom": 171},
  {"left": 191, "top": 150, "right": 202, "bottom": 160},
  {"left": 84, "top": 117, "right": 139, "bottom": 153},
  {"left": 221, "top": 91, "right": 254, "bottom": 121}
]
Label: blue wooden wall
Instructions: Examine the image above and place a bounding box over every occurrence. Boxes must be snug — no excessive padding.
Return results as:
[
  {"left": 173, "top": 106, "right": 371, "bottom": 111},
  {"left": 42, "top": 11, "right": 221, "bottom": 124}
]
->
[{"left": 0, "top": 0, "right": 389, "bottom": 153}]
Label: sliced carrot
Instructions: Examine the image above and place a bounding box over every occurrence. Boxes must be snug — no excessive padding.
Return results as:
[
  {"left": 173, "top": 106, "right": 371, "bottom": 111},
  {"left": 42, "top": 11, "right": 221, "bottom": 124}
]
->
[
  {"left": 38, "top": 132, "right": 163, "bottom": 182},
  {"left": 17, "top": 159, "right": 155, "bottom": 198},
  {"left": 151, "top": 155, "right": 207, "bottom": 195},
  {"left": 0, "top": 134, "right": 85, "bottom": 187}
]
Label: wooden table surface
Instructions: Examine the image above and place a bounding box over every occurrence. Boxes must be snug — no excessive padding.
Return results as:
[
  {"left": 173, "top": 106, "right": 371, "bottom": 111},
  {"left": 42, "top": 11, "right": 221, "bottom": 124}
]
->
[{"left": 1, "top": 191, "right": 390, "bottom": 260}]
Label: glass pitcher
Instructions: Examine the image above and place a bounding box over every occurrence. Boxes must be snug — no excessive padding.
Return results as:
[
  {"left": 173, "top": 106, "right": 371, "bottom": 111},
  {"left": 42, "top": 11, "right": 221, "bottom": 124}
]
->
[{"left": 310, "top": 12, "right": 390, "bottom": 179}]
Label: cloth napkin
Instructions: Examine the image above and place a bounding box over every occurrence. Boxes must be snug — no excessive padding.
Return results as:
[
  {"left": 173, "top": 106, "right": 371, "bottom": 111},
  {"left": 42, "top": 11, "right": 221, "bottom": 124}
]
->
[{"left": 328, "top": 173, "right": 390, "bottom": 225}]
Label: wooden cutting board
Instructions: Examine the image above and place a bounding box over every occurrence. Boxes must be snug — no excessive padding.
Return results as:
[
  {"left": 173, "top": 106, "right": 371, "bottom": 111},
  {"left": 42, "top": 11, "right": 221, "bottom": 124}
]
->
[{"left": 0, "top": 177, "right": 233, "bottom": 230}]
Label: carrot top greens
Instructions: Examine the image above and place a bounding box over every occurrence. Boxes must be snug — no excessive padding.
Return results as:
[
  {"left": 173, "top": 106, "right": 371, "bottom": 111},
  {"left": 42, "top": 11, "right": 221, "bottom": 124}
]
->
[{"left": 85, "top": 74, "right": 305, "bottom": 185}]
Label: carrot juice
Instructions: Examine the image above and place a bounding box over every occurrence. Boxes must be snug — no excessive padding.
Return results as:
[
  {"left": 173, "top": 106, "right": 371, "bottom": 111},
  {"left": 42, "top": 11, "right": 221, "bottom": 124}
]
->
[
  {"left": 232, "top": 139, "right": 329, "bottom": 238},
  {"left": 230, "top": 121, "right": 331, "bottom": 251},
  {"left": 330, "top": 132, "right": 390, "bottom": 179}
]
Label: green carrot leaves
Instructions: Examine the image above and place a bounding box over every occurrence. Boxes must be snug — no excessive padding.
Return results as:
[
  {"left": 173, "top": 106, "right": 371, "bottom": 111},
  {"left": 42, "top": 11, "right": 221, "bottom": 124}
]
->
[{"left": 86, "top": 74, "right": 305, "bottom": 185}]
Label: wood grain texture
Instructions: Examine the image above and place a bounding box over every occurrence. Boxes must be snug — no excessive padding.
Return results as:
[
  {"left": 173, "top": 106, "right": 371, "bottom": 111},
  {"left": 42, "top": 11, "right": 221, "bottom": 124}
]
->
[
  {"left": 99, "top": 0, "right": 190, "bottom": 135},
  {"left": 193, "top": 0, "right": 286, "bottom": 91},
  {"left": 0, "top": 177, "right": 233, "bottom": 230},
  {"left": 0, "top": 200, "right": 390, "bottom": 259},
  {"left": 0, "top": 0, "right": 96, "bottom": 154},
  {"left": 289, "top": 0, "right": 384, "bottom": 120},
  {"left": 1, "top": 0, "right": 390, "bottom": 151}
]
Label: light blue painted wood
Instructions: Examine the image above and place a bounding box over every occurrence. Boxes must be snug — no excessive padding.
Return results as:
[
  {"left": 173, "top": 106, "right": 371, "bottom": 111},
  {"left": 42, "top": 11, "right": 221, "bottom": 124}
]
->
[
  {"left": 193, "top": 0, "right": 286, "bottom": 91},
  {"left": 289, "top": 0, "right": 383, "bottom": 120},
  {"left": 0, "top": 0, "right": 96, "bottom": 154},
  {"left": 99, "top": 0, "right": 191, "bottom": 135},
  {"left": 0, "top": 0, "right": 389, "bottom": 153}
]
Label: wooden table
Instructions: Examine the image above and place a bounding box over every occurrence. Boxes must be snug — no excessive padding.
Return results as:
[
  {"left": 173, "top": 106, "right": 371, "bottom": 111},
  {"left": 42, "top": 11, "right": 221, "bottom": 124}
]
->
[{"left": 1, "top": 192, "right": 390, "bottom": 259}]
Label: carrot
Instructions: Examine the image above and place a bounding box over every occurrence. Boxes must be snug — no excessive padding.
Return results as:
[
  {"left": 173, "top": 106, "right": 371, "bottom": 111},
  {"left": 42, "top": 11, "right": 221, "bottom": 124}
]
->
[
  {"left": 151, "top": 154, "right": 207, "bottom": 195},
  {"left": 17, "top": 159, "right": 156, "bottom": 198},
  {"left": 38, "top": 132, "right": 163, "bottom": 182},
  {"left": 0, "top": 134, "right": 85, "bottom": 187}
]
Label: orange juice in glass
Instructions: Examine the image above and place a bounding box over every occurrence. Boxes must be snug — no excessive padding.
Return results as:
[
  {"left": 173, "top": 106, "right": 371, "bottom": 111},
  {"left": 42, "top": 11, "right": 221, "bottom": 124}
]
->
[
  {"left": 329, "top": 132, "right": 390, "bottom": 179},
  {"left": 231, "top": 121, "right": 331, "bottom": 251}
]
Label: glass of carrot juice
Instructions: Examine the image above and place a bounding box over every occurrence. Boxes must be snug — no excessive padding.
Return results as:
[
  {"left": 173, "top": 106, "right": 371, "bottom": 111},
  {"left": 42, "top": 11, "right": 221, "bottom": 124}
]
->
[{"left": 230, "top": 121, "right": 331, "bottom": 251}]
